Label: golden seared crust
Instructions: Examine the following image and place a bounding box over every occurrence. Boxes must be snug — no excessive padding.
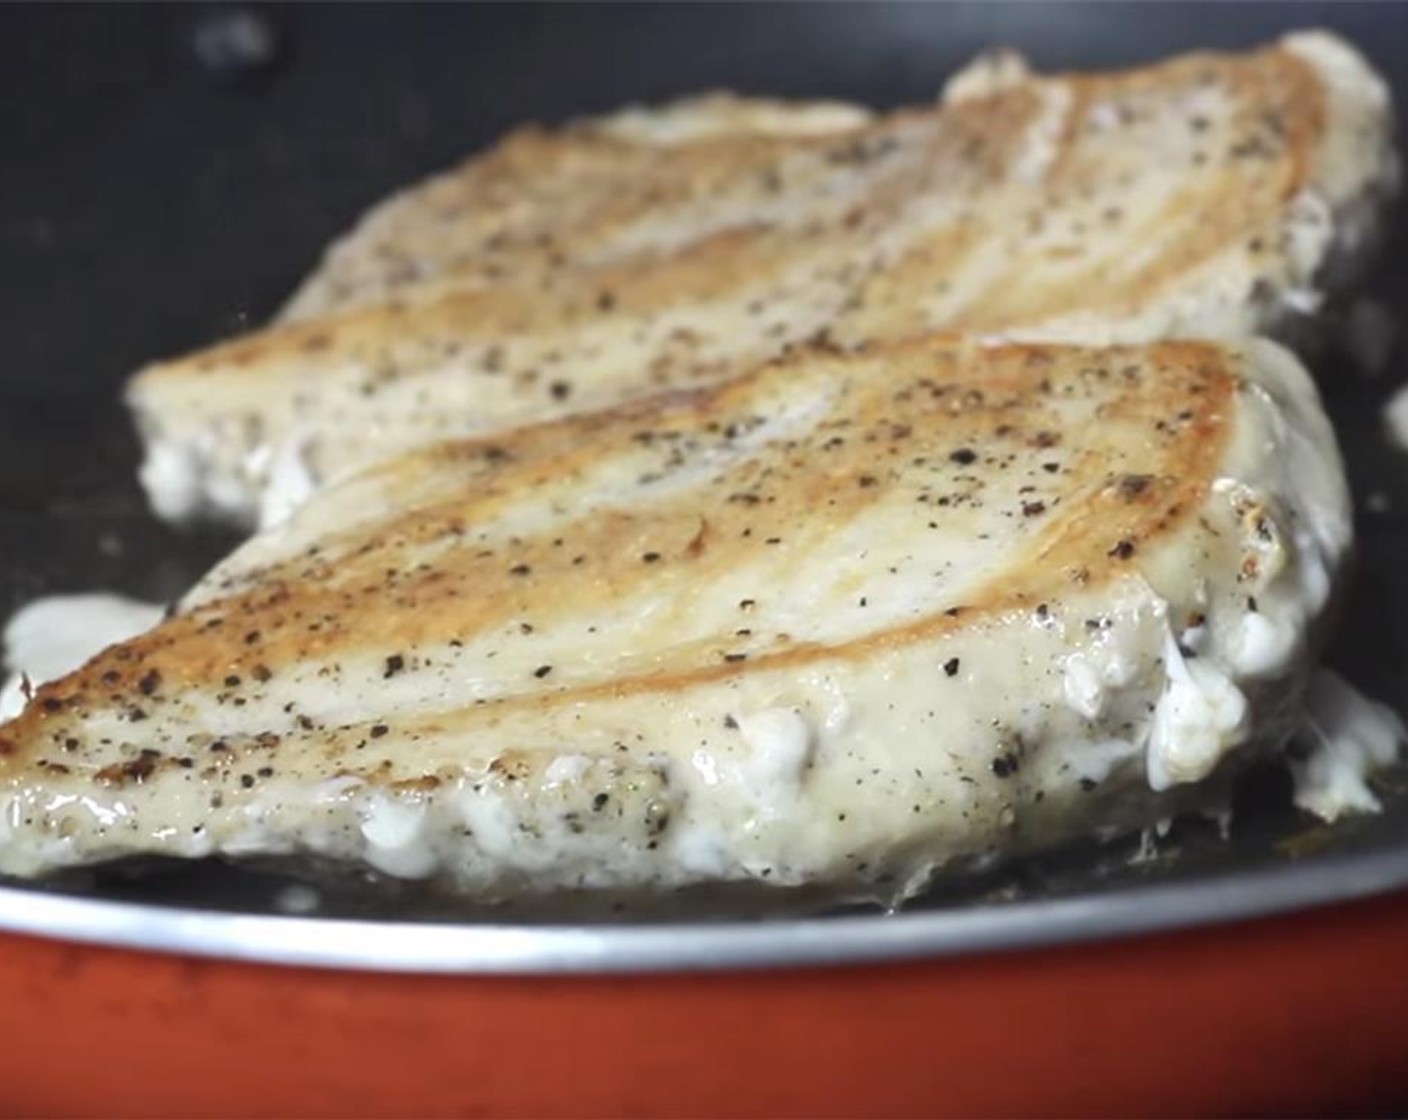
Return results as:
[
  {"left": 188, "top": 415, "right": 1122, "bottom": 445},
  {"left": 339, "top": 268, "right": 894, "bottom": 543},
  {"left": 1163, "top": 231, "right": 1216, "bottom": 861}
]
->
[
  {"left": 275, "top": 93, "right": 882, "bottom": 323},
  {"left": 277, "top": 46, "right": 1318, "bottom": 327},
  {"left": 12, "top": 338, "right": 1230, "bottom": 782},
  {"left": 126, "top": 33, "right": 1393, "bottom": 526}
]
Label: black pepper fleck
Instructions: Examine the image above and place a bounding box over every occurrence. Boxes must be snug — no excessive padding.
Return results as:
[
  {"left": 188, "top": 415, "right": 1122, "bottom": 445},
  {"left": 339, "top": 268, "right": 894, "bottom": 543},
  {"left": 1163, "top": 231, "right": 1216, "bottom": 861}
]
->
[{"left": 1118, "top": 473, "right": 1153, "bottom": 498}]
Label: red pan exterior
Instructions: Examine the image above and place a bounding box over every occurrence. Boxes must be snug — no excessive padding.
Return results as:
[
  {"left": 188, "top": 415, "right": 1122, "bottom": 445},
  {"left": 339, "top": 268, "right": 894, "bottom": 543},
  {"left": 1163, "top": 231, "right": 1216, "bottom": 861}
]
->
[{"left": 0, "top": 891, "right": 1405, "bottom": 1117}]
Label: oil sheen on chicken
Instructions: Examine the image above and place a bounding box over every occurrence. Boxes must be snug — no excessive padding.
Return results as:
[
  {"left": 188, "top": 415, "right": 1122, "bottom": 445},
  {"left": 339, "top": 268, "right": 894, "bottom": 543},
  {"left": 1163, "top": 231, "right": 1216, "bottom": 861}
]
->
[{"left": 0, "top": 336, "right": 1350, "bottom": 906}]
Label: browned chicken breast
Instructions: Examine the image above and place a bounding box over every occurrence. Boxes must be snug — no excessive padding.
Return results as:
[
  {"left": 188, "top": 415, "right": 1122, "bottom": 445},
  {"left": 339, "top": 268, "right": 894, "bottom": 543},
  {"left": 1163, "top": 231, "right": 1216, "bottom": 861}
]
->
[
  {"left": 0, "top": 336, "right": 1349, "bottom": 906},
  {"left": 127, "top": 31, "right": 1393, "bottom": 528}
]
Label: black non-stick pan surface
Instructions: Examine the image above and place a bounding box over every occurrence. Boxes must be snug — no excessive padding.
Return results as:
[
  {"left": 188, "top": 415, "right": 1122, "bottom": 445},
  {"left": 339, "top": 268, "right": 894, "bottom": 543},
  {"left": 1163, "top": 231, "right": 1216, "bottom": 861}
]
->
[{"left": 1, "top": 2, "right": 1407, "bottom": 941}]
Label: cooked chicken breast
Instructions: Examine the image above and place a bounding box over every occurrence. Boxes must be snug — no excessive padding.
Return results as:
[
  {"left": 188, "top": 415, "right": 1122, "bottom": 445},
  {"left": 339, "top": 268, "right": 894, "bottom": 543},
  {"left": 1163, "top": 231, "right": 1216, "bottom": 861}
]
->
[
  {"left": 0, "top": 336, "right": 1349, "bottom": 905},
  {"left": 128, "top": 31, "right": 1393, "bottom": 528}
]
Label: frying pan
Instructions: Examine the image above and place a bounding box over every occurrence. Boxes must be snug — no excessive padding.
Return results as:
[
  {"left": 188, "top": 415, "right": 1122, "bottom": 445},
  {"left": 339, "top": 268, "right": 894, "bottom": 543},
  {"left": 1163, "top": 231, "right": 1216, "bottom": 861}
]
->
[{"left": 2, "top": 3, "right": 1408, "bottom": 1115}]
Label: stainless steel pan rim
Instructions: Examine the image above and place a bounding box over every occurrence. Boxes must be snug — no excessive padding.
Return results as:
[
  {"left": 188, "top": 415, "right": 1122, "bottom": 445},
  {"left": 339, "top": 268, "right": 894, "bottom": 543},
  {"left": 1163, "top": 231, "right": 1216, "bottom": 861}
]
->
[{"left": 0, "top": 843, "right": 1404, "bottom": 976}]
